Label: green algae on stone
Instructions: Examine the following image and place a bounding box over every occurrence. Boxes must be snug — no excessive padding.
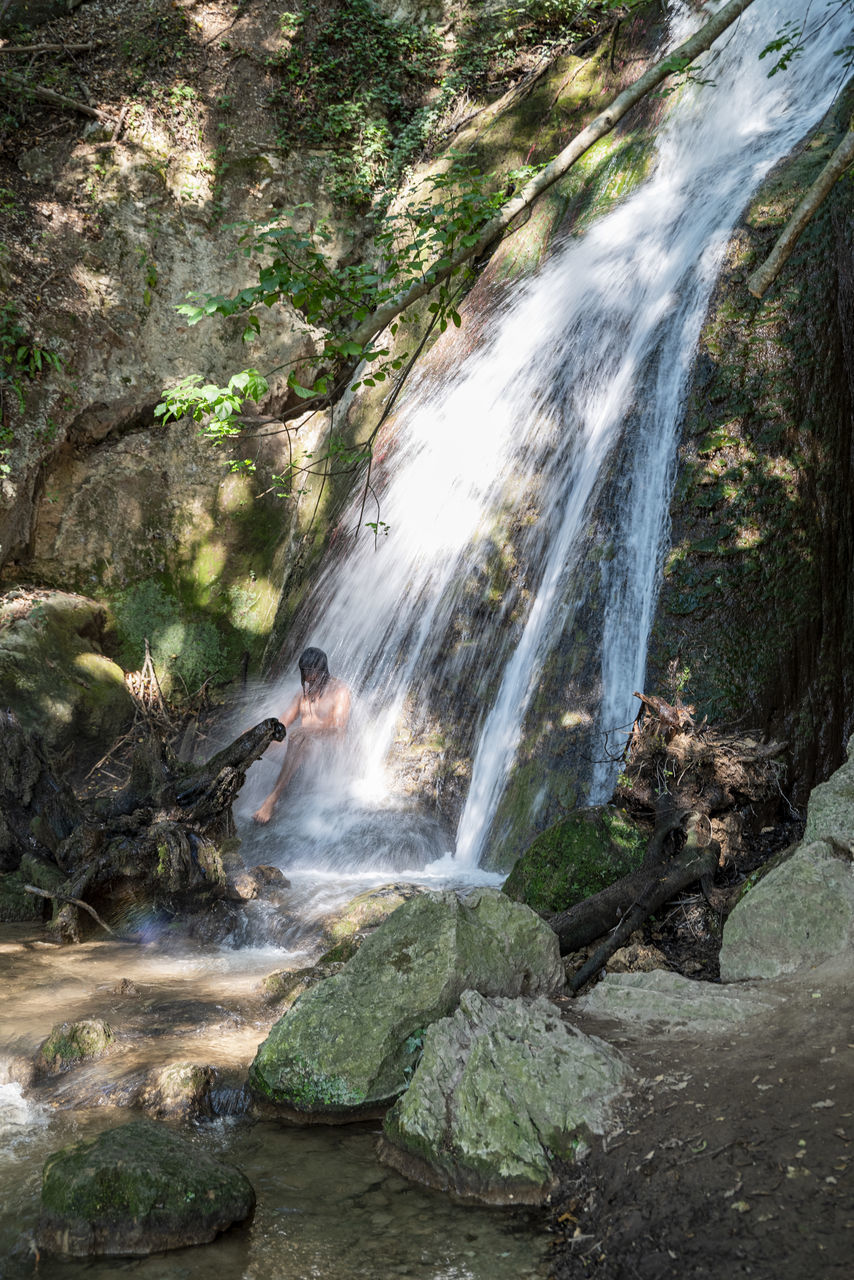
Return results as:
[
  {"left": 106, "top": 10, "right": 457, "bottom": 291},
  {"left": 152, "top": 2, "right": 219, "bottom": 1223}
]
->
[
  {"left": 36, "top": 1119, "right": 255, "bottom": 1257},
  {"left": 0, "top": 591, "right": 134, "bottom": 767},
  {"left": 39, "top": 1020, "right": 115, "bottom": 1073},
  {"left": 0, "top": 871, "right": 45, "bottom": 923},
  {"left": 380, "top": 990, "right": 631, "bottom": 1204},
  {"left": 502, "top": 807, "right": 647, "bottom": 914},
  {"left": 322, "top": 882, "right": 427, "bottom": 946},
  {"left": 248, "top": 888, "right": 563, "bottom": 1118}
]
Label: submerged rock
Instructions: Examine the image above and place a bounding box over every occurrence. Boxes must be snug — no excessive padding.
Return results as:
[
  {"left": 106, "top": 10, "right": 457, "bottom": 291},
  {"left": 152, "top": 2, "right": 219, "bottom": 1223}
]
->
[
  {"left": 248, "top": 888, "right": 564, "bottom": 1118},
  {"left": 719, "top": 840, "right": 854, "bottom": 981},
  {"left": 36, "top": 1120, "right": 255, "bottom": 1256},
  {"left": 502, "top": 807, "right": 646, "bottom": 913},
  {"left": 380, "top": 990, "right": 631, "bottom": 1205},
  {"left": 38, "top": 1020, "right": 115, "bottom": 1074},
  {"left": 139, "top": 1063, "right": 217, "bottom": 1120}
]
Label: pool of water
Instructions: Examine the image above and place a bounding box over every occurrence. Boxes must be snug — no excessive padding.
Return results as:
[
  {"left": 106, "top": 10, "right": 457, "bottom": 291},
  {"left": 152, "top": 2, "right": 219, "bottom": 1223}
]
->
[{"left": 0, "top": 926, "right": 549, "bottom": 1280}]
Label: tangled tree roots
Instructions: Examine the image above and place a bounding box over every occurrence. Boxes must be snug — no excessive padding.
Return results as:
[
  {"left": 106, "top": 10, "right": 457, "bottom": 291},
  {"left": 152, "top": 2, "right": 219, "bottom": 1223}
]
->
[{"left": 1, "top": 711, "right": 285, "bottom": 942}]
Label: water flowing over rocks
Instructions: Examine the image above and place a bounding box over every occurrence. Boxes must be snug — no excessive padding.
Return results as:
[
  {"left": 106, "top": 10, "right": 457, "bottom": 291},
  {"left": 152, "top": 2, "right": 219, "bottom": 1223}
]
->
[
  {"left": 380, "top": 990, "right": 631, "bottom": 1205},
  {"left": 36, "top": 1119, "right": 255, "bottom": 1257},
  {"left": 248, "top": 888, "right": 564, "bottom": 1119}
]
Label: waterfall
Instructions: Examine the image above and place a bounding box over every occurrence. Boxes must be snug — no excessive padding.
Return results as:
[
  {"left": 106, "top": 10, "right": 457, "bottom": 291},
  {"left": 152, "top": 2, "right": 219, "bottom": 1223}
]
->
[{"left": 240, "top": 0, "right": 850, "bottom": 877}]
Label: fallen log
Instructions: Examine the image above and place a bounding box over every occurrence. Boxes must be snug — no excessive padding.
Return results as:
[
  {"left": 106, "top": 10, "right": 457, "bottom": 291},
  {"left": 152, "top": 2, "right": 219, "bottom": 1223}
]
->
[{"left": 564, "top": 814, "right": 719, "bottom": 992}]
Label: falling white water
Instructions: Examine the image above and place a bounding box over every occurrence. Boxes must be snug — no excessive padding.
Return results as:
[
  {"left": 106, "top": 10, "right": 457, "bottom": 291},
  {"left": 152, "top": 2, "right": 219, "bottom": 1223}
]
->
[{"left": 239, "top": 0, "right": 851, "bottom": 877}]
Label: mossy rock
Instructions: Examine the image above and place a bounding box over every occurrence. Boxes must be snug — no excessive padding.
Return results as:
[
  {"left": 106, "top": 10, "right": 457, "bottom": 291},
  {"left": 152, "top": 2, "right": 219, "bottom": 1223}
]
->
[
  {"left": 502, "top": 807, "right": 647, "bottom": 913},
  {"left": 38, "top": 1020, "right": 115, "bottom": 1073},
  {"left": 248, "top": 888, "right": 563, "bottom": 1119},
  {"left": 258, "top": 963, "right": 342, "bottom": 1009},
  {"left": 0, "top": 870, "right": 45, "bottom": 922},
  {"left": 321, "top": 882, "right": 427, "bottom": 946},
  {"left": 0, "top": 591, "right": 134, "bottom": 768},
  {"left": 36, "top": 1119, "right": 255, "bottom": 1256}
]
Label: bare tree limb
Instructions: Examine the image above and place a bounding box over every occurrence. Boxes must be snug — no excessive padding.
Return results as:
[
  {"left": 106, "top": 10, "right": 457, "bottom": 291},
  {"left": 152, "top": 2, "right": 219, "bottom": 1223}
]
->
[
  {"left": 748, "top": 121, "right": 854, "bottom": 298},
  {"left": 23, "top": 883, "right": 118, "bottom": 937},
  {"left": 346, "top": 0, "right": 758, "bottom": 351},
  {"left": 0, "top": 43, "right": 99, "bottom": 53},
  {"left": 0, "top": 71, "right": 116, "bottom": 123}
]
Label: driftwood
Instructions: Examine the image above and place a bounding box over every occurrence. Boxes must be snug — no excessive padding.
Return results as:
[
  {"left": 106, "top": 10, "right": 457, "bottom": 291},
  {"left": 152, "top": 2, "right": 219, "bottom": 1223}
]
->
[
  {"left": 557, "top": 692, "right": 788, "bottom": 990},
  {"left": 22, "top": 883, "right": 117, "bottom": 937}
]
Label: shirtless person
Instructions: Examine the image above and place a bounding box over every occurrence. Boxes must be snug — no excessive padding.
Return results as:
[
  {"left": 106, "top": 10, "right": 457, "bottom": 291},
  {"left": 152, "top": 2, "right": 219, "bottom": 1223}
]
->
[{"left": 252, "top": 647, "right": 351, "bottom": 824}]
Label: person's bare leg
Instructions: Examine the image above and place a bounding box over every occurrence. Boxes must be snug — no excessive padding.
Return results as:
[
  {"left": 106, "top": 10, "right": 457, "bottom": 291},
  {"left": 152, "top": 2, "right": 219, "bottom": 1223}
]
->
[{"left": 252, "top": 737, "right": 308, "bottom": 823}]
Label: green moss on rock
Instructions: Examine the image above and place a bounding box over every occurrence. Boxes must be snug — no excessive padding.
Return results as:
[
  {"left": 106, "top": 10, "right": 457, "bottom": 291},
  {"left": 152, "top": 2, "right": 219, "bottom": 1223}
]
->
[
  {"left": 0, "top": 871, "right": 46, "bottom": 923},
  {"left": 39, "top": 1020, "right": 115, "bottom": 1073},
  {"left": 502, "top": 807, "right": 647, "bottom": 913},
  {"left": 37, "top": 1120, "right": 255, "bottom": 1257}
]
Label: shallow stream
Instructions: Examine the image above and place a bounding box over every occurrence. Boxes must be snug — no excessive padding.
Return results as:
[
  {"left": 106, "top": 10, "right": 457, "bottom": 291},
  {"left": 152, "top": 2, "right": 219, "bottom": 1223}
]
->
[{"left": 0, "top": 922, "right": 547, "bottom": 1280}]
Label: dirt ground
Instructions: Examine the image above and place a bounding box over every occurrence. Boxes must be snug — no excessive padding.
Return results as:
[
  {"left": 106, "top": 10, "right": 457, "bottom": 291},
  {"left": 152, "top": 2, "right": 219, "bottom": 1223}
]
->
[{"left": 546, "top": 956, "right": 854, "bottom": 1280}]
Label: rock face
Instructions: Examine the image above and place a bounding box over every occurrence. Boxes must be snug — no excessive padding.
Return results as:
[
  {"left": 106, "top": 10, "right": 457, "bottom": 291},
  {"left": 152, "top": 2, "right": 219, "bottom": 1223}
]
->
[
  {"left": 248, "top": 888, "right": 564, "bottom": 1118},
  {"left": 719, "top": 841, "right": 854, "bottom": 981},
  {"left": 36, "top": 1120, "right": 255, "bottom": 1257},
  {"left": 0, "top": 591, "right": 134, "bottom": 769},
  {"left": 380, "top": 990, "right": 631, "bottom": 1205}
]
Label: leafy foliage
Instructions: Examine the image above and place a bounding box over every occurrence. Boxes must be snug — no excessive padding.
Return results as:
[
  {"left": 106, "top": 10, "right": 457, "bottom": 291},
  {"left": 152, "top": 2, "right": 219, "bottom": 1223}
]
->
[
  {"left": 0, "top": 302, "right": 63, "bottom": 476},
  {"left": 155, "top": 158, "right": 537, "bottom": 507}
]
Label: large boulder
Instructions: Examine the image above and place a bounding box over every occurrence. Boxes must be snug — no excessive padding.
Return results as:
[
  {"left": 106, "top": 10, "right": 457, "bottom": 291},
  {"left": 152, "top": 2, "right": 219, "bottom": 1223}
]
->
[
  {"left": 248, "top": 888, "right": 564, "bottom": 1119},
  {"left": 719, "top": 840, "right": 854, "bottom": 981},
  {"left": 502, "top": 807, "right": 646, "bottom": 913},
  {"left": 0, "top": 590, "right": 134, "bottom": 771},
  {"left": 36, "top": 1120, "right": 255, "bottom": 1256},
  {"left": 803, "top": 733, "right": 854, "bottom": 846},
  {"left": 380, "top": 990, "right": 631, "bottom": 1205}
]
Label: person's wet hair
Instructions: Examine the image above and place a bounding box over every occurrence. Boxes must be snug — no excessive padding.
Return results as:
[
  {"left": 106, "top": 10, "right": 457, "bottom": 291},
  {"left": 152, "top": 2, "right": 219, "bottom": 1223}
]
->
[{"left": 299, "top": 647, "right": 330, "bottom": 695}]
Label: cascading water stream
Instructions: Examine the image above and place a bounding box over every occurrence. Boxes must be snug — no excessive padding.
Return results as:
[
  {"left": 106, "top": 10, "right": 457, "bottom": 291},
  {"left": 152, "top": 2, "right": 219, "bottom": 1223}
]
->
[{"left": 241, "top": 0, "right": 851, "bottom": 878}]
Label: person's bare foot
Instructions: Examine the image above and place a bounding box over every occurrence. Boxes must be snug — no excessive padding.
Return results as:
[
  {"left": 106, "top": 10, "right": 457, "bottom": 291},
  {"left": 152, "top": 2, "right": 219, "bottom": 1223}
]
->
[{"left": 252, "top": 798, "right": 276, "bottom": 824}]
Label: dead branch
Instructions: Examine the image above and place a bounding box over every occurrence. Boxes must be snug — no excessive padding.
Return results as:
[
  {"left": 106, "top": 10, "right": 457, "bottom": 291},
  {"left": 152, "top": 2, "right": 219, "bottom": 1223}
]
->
[
  {"left": 0, "top": 43, "right": 99, "bottom": 53},
  {"left": 22, "top": 883, "right": 118, "bottom": 937},
  {"left": 0, "top": 71, "right": 116, "bottom": 123},
  {"left": 748, "top": 120, "right": 854, "bottom": 299},
  {"left": 565, "top": 815, "right": 719, "bottom": 991}
]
